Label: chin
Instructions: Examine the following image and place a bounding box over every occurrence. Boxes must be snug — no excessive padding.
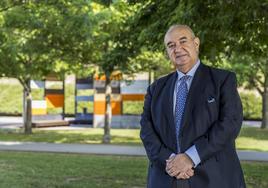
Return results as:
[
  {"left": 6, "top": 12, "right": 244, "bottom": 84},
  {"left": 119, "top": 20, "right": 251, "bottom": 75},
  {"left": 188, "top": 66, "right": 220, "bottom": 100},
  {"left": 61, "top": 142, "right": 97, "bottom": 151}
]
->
[{"left": 174, "top": 61, "right": 188, "bottom": 67}]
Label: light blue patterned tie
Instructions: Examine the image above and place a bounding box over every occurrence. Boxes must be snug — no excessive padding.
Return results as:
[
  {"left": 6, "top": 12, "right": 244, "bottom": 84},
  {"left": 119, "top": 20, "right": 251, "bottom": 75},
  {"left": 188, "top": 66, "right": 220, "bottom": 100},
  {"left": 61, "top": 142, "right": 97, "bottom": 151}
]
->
[{"left": 175, "top": 75, "right": 189, "bottom": 153}]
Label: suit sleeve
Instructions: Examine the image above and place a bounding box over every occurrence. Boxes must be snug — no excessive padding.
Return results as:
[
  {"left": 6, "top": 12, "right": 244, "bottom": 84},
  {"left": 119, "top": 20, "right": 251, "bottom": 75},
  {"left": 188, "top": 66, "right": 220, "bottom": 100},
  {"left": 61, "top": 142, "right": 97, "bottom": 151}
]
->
[
  {"left": 194, "top": 72, "right": 243, "bottom": 162},
  {"left": 140, "top": 83, "right": 173, "bottom": 168}
]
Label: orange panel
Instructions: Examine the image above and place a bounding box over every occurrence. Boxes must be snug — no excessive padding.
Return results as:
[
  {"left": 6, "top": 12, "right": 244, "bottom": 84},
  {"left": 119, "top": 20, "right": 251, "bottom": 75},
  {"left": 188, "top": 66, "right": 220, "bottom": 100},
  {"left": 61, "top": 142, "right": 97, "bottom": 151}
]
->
[
  {"left": 94, "top": 101, "right": 106, "bottom": 115},
  {"left": 94, "top": 101, "right": 122, "bottom": 115},
  {"left": 32, "top": 108, "right": 47, "bottom": 115},
  {"left": 122, "top": 94, "right": 145, "bottom": 101},
  {"left": 111, "top": 101, "right": 122, "bottom": 115},
  {"left": 94, "top": 71, "right": 122, "bottom": 81},
  {"left": 46, "top": 94, "right": 64, "bottom": 108}
]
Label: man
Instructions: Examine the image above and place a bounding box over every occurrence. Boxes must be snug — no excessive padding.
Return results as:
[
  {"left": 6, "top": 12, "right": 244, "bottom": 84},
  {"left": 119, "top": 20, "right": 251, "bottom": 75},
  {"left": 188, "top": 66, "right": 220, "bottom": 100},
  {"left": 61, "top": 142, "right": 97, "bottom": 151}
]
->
[{"left": 140, "top": 24, "right": 246, "bottom": 188}]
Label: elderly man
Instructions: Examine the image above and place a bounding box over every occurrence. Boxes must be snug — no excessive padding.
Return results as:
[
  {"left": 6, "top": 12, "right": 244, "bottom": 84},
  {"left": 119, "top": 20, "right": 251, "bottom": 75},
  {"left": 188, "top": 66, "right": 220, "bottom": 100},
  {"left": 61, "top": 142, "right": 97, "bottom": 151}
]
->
[{"left": 140, "top": 24, "right": 246, "bottom": 188}]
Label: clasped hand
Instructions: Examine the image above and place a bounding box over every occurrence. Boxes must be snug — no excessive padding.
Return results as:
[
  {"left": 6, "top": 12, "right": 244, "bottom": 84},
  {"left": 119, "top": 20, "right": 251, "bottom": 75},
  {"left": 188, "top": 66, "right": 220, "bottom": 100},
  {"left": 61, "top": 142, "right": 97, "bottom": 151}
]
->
[{"left": 166, "top": 153, "right": 194, "bottom": 179}]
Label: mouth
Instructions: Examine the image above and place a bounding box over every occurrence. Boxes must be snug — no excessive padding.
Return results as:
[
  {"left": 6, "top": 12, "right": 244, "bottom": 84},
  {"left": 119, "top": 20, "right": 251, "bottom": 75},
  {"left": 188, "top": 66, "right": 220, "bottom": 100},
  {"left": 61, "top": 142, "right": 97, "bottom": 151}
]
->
[{"left": 175, "top": 54, "right": 188, "bottom": 59}]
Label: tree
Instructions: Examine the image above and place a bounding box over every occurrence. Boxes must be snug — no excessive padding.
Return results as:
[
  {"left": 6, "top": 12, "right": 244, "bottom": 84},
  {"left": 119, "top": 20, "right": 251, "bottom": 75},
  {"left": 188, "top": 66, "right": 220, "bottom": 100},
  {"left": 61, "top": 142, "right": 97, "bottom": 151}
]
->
[
  {"left": 124, "top": 0, "right": 268, "bottom": 128},
  {"left": 90, "top": 0, "right": 154, "bottom": 143},
  {"left": 178, "top": 0, "right": 268, "bottom": 128},
  {"left": 0, "top": 1, "right": 95, "bottom": 133}
]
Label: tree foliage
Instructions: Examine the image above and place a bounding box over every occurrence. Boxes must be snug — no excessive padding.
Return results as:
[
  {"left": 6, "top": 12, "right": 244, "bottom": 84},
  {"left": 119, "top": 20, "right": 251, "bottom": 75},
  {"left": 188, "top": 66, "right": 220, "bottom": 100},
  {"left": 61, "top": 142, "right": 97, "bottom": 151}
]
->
[
  {"left": 0, "top": 0, "right": 96, "bottom": 133},
  {"left": 126, "top": 0, "right": 268, "bottom": 128}
]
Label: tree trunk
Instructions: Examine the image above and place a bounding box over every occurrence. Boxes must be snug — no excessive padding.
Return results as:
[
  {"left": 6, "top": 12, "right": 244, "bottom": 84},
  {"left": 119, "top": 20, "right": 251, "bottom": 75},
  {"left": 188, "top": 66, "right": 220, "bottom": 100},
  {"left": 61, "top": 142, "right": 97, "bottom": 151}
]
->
[
  {"left": 22, "top": 80, "right": 32, "bottom": 134},
  {"left": 103, "top": 73, "right": 112, "bottom": 143},
  {"left": 261, "top": 77, "right": 268, "bottom": 129},
  {"left": 148, "top": 70, "right": 155, "bottom": 85}
]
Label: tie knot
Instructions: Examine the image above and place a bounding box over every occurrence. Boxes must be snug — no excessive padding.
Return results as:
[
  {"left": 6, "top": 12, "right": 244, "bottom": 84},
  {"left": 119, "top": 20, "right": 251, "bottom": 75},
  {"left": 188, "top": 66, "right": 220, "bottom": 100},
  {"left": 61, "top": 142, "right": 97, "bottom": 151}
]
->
[{"left": 180, "top": 75, "right": 190, "bottom": 82}]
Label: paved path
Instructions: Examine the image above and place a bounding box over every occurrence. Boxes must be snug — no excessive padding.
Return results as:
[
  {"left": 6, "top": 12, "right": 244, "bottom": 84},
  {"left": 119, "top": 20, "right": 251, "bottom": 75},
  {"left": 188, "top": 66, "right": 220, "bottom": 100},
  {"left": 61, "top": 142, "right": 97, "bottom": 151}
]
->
[
  {"left": 0, "top": 141, "right": 267, "bottom": 162},
  {"left": 0, "top": 116, "right": 262, "bottom": 129}
]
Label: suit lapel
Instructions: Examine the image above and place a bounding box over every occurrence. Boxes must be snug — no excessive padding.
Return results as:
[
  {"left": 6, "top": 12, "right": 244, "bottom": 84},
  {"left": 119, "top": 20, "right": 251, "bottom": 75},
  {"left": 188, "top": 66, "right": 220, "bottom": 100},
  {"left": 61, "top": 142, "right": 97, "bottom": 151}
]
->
[
  {"left": 181, "top": 63, "right": 208, "bottom": 129},
  {"left": 161, "top": 72, "right": 177, "bottom": 140}
]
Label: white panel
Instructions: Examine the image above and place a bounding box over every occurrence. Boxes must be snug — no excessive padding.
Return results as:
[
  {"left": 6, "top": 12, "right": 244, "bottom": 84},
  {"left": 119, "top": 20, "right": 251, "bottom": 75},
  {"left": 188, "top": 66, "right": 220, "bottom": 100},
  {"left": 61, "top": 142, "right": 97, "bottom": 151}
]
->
[
  {"left": 93, "top": 115, "right": 141, "bottom": 128},
  {"left": 94, "top": 80, "right": 120, "bottom": 88},
  {"left": 111, "top": 80, "right": 120, "bottom": 87},
  {"left": 31, "top": 81, "right": 45, "bottom": 89},
  {"left": 94, "top": 94, "right": 105, "bottom": 101},
  {"left": 32, "top": 100, "right": 47, "bottom": 109},
  {"left": 120, "top": 80, "right": 148, "bottom": 94},
  {"left": 123, "top": 72, "right": 149, "bottom": 80},
  {"left": 93, "top": 115, "right": 105, "bottom": 128},
  {"left": 94, "top": 80, "right": 105, "bottom": 88}
]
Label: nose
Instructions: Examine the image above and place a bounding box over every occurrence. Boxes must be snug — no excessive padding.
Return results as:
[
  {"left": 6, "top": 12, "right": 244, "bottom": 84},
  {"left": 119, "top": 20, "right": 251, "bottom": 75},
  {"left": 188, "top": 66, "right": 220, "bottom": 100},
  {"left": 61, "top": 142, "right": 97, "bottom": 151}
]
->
[{"left": 174, "top": 42, "right": 182, "bottom": 52}]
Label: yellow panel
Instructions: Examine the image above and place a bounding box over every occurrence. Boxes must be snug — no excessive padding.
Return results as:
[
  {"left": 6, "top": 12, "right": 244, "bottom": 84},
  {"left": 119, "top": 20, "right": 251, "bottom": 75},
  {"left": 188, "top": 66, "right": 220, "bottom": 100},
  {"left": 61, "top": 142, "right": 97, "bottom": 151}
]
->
[
  {"left": 46, "top": 94, "right": 64, "bottom": 108},
  {"left": 32, "top": 108, "right": 47, "bottom": 115}
]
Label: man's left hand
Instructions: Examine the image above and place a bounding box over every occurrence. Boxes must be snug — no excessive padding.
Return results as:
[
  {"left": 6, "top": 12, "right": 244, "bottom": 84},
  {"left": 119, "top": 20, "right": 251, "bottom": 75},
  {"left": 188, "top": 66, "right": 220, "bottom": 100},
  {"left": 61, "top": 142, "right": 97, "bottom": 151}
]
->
[{"left": 166, "top": 153, "right": 194, "bottom": 179}]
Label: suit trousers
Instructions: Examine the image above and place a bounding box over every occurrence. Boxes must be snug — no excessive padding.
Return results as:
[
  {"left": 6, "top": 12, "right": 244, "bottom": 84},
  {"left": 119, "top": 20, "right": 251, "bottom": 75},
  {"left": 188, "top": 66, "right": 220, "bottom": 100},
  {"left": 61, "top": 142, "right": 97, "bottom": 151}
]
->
[{"left": 172, "top": 179, "right": 190, "bottom": 188}]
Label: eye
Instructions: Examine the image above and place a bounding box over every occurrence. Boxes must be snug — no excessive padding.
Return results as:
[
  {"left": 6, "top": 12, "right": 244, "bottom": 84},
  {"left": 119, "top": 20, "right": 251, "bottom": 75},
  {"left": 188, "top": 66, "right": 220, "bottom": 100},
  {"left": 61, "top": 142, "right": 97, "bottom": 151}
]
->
[
  {"left": 168, "top": 44, "right": 176, "bottom": 49},
  {"left": 180, "top": 39, "right": 187, "bottom": 44}
]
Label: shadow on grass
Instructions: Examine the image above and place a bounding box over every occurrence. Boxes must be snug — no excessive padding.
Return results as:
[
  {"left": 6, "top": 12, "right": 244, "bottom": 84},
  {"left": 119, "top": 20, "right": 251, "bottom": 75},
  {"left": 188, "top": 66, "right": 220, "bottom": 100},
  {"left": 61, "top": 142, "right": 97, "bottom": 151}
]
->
[{"left": 237, "top": 147, "right": 266, "bottom": 152}]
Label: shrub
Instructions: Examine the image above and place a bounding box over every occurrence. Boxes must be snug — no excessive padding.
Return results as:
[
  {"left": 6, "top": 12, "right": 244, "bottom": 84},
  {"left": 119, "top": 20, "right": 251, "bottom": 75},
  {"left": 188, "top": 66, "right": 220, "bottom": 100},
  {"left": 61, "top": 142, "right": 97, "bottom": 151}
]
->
[{"left": 239, "top": 91, "right": 262, "bottom": 120}]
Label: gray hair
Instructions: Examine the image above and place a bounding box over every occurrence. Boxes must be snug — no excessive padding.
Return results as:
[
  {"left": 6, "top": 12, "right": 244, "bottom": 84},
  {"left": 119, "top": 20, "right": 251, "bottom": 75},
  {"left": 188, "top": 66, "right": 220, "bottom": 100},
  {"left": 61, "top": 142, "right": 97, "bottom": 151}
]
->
[{"left": 164, "top": 24, "right": 196, "bottom": 43}]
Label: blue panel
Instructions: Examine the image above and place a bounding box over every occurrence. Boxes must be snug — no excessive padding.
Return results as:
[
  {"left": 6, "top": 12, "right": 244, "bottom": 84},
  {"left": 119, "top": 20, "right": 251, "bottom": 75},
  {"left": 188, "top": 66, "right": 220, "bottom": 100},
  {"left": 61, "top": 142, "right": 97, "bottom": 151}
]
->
[
  {"left": 76, "top": 83, "right": 93, "bottom": 90},
  {"left": 75, "top": 113, "right": 93, "bottom": 121},
  {"left": 76, "top": 95, "right": 94, "bottom": 101}
]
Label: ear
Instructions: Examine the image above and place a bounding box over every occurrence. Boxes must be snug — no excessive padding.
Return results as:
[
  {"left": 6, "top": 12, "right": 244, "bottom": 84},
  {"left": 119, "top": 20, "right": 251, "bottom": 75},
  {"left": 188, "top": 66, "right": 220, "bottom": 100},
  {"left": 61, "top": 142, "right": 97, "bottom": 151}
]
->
[{"left": 193, "top": 37, "right": 200, "bottom": 51}]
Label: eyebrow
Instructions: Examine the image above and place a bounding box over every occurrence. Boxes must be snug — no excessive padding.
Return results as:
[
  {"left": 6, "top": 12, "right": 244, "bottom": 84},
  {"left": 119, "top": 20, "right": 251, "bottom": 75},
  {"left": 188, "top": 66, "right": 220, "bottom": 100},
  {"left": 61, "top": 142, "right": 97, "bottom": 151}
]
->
[
  {"left": 179, "top": 36, "right": 187, "bottom": 41},
  {"left": 166, "top": 36, "right": 188, "bottom": 46},
  {"left": 166, "top": 41, "right": 174, "bottom": 46}
]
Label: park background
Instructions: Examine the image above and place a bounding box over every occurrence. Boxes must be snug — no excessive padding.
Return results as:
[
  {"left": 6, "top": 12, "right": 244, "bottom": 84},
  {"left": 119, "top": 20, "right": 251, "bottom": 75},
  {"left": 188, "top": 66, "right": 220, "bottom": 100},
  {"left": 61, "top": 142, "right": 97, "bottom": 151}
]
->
[{"left": 0, "top": 0, "right": 267, "bottom": 188}]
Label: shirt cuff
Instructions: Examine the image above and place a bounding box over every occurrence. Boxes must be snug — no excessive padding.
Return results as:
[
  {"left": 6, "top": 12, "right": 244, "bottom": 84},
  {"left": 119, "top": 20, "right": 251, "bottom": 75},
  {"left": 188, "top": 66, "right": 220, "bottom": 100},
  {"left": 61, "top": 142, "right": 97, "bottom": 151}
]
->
[
  {"left": 185, "top": 145, "right": 201, "bottom": 168},
  {"left": 169, "top": 153, "right": 176, "bottom": 159}
]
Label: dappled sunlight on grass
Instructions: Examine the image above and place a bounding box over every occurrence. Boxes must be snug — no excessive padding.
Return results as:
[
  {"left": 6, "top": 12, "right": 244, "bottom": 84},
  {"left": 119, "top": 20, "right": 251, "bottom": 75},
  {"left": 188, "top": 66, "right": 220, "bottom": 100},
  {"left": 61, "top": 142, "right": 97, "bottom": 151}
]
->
[
  {"left": 0, "top": 128, "right": 142, "bottom": 145},
  {"left": 236, "top": 127, "right": 268, "bottom": 152},
  {"left": 236, "top": 137, "right": 268, "bottom": 152}
]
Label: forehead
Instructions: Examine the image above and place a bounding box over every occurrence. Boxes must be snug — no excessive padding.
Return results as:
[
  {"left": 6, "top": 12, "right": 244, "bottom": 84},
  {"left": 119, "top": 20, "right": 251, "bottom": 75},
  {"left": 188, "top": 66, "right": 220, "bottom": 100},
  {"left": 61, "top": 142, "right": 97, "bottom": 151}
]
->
[{"left": 164, "top": 28, "right": 192, "bottom": 44}]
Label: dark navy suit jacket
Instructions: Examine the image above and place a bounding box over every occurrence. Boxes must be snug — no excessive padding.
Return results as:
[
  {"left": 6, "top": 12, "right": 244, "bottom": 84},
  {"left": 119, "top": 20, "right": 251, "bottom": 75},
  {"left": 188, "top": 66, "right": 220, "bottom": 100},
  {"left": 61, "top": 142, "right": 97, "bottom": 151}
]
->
[{"left": 140, "top": 63, "right": 246, "bottom": 188}]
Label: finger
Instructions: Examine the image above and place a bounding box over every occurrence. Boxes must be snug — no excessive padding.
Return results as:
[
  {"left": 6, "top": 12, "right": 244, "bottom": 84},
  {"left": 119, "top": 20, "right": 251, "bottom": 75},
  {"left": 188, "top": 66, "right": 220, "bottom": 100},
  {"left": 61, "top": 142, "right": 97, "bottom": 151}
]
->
[
  {"left": 166, "top": 170, "right": 174, "bottom": 177},
  {"left": 176, "top": 173, "right": 183, "bottom": 179},
  {"left": 166, "top": 165, "right": 174, "bottom": 173},
  {"left": 170, "top": 169, "right": 180, "bottom": 177},
  {"left": 183, "top": 173, "right": 190, "bottom": 179},
  {"left": 168, "top": 156, "right": 178, "bottom": 164},
  {"left": 166, "top": 156, "right": 175, "bottom": 163},
  {"left": 166, "top": 162, "right": 172, "bottom": 170},
  {"left": 186, "top": 169, "right": 194, "bottom": 177},
  {"left": 166, "top": 167, "right": 174, "bottom": 176},
  {"left": 178, "top": 172, "right": 190, "bottom": 179}
]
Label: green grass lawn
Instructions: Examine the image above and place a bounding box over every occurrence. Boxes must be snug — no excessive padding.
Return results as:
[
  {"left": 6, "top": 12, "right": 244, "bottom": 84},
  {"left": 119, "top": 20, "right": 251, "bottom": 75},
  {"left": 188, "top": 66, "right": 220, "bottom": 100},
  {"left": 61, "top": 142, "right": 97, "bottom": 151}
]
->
[
  {"left": 0, "top": 127, "right": 267, "bottom": 151},
  {"left": 0, "top": 151, "right": 267, "bottom": 188},
  {"left": 0, "top": 128, "right": 142, "bottom": 145},
  {"left": 236, "top": 127, "right": 268, "bottom": 152}
]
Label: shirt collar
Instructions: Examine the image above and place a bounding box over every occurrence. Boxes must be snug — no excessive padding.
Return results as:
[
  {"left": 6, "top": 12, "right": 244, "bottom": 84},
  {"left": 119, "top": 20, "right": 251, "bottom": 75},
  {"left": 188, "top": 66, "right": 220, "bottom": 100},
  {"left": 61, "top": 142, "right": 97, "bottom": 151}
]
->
[{"left": 176, "top": 59, "right": 200, "bottom": 80}]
